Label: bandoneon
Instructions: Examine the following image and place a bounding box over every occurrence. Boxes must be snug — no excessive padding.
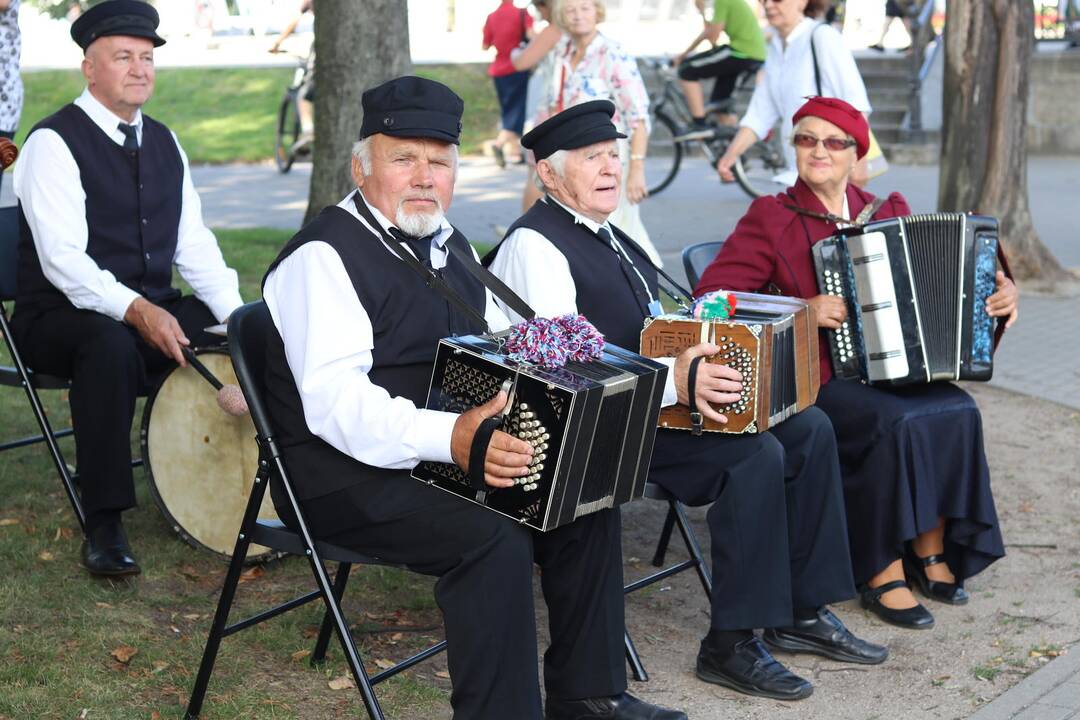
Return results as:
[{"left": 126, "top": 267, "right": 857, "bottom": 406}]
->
[
  {"left": 639, "top": 292, "right": 820, "bottom": 434},
  {"left": 812, "top": 213, "right": 999, "bottom": 386},
  {"left": 412, "top": 335, "right": 667, "bottom": 531}
]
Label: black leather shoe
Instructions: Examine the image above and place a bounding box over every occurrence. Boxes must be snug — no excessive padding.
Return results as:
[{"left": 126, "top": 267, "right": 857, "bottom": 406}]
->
[
  {"left": 696, "top": 635, "right": 813, "bottom": 701},
  {"left": 763, "top": 608, "right": 888, "bottom": 665},
  {"left": 545, "top": 692, "right": 687, "bottom": 720},
  {"left": 81, "top": 521, "right": 140, "bottom": 577},
  {"left": 860, "top": 580, "right": 934, "bottom": 629},
  {"left": 904, "top": 553, "right": 969, "bottom": 605}
]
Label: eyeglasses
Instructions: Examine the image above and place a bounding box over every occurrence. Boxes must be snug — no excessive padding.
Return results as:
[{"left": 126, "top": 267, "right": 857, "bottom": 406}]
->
[{"left": 792, "top": 133, "right": 857, "bottom": 152}]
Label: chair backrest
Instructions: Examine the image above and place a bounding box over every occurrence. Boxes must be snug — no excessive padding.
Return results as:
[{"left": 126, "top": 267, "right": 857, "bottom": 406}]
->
[
  {"left": 0, "top": 206, "right": 20, "bottom": 302},
  {"left": 226, "top": 301, "right": 279, "bottom": 444},
  {"left": 681, "top": 240, "right": 724, "bottom": 291}
]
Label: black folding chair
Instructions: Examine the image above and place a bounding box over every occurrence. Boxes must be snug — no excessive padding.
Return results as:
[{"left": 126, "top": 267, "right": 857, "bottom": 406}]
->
[
  {"left": 0, "top": 206, "right": 86, "bottom": 530},
  {"left": 622, "top": 482, "right": 713, "bottom": 681},
  {"left": 185, "top": 301, "right": 447, "bottom": 720},
  {"left": 681, "top": 240, "right": 724, "bottom": 290}
]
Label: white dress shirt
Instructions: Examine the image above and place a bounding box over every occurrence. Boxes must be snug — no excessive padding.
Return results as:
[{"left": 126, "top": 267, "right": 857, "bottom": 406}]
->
[
  {"left": 741, "top": 19, "right": 871, "bottom": 185},
  {"left": 13, "top": 88, "right": 242, "bottom": 322},
  {"left": 263, "top": 190, "right": 511, "bottom": 470},
  {"left": 487, "top": 195, "right": 679, "bottom": 407}
]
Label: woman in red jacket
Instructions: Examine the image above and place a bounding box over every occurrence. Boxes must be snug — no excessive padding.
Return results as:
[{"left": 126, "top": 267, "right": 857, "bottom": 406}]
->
[{"left": 696, "top": 97, "right": 1018, "bottom": 630}]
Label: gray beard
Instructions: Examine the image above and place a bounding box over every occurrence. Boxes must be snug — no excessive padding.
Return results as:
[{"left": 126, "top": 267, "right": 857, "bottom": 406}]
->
[{"left": 395, "top": 206, "right": 444, "bottom": 238}]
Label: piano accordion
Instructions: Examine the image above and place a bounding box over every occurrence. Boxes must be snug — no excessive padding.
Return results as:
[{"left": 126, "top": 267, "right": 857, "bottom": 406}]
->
[
  {"left": 812, "top": 213, "right": 999, "bottom": 386},
  {"left": 412, "top": 335, "right": 667, "bottom": 531},
  {"left": 639, "top": 292, "right": 820, "bottom": 434}
]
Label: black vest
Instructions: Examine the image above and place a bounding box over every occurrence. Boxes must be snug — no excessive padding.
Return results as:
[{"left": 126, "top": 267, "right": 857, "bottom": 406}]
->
[
  {"left": 262, "top": 202, "right": 487, "bottom": 500},
  {"left": 16, "top": 103, "right": 183, "bottom": 315},
  {"left": 494, "top": 199, "right": 658, "bottom": 350}
]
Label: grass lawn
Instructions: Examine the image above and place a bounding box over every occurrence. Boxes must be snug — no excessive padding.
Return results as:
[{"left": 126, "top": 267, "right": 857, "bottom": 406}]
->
[
  {"left": 19, "top": 64, "right": 500, "bottom": 164},
  {"left": 0, "top": 228, "right": 453, "bottom": 719}
]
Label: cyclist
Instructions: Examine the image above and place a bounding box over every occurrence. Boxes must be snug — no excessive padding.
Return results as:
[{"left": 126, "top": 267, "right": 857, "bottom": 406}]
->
[
  {"left": 673, "top": 0, "right": 766, "bottom": 130},
  {"left": 269, "top": 0, "right": 314, "bottom": 142}
]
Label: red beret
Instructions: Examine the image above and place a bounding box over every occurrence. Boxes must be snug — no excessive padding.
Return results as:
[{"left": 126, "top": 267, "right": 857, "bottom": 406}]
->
[{"left": 792, "top": 97, "right": 870, "bottom": 159}]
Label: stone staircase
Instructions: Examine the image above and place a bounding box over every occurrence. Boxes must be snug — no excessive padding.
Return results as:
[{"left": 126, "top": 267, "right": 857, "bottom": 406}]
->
[{"left": 856, "top": 52, "right": 940, "bottom": 164}]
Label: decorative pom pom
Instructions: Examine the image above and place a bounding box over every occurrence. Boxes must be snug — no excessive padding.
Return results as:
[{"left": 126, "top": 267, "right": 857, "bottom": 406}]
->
[
  {"left": 216, "top": 384, "right": 249, "bottom": 417},
  {"left": 692, "top": 290, "right": 738, "bottom": 321},
  {"left": 504, "top": 314, "right": 605, "bottom": 369}
]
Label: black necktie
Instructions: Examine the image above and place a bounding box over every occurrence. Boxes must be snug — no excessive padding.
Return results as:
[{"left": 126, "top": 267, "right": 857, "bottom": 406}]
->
[
  {"left": 597, "top": 226, "right": 652, "bottom": 316},
  {"left": 388, "top": 227, "right": 435, "bottom": 268},
  {"left": 118, "top": 122, "right": 139, "bottom": 153}
]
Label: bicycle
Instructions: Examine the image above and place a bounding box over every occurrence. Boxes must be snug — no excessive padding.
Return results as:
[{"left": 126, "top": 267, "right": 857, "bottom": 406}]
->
[
  {"left": 274, "top": 50, "right": 315, "bottom": 174},
  {"left": 644, "top": 57, "right": 786, "bottom": 199}
]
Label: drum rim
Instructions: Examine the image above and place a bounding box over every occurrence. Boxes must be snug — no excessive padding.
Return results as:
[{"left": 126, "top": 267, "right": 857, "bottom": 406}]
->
[{"left": 140, "top": 345, "right": 277, "bottom": 563}]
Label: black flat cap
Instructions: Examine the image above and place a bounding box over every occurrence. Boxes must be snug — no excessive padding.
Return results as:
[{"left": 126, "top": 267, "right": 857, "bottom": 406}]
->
[
  {"left": 360, "top": 76, "right": 464, "bottom": 145},
  {"left": 71, "top": 0, "right": 165, "bottom": 50},
  {"left": 522, "top": 99, "right": 626, "bottom": 161}
]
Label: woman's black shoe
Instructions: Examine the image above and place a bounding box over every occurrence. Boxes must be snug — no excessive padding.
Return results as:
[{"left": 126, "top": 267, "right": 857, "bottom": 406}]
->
[
  {"left": 904, "top": 553, "right": 970, "bottom": 605},
  {"left": 860, "top": 580, "right": 934, "bottom": 630}
]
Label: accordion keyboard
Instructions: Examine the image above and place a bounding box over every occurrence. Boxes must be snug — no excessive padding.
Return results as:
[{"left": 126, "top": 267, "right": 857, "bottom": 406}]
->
[
  {"left": 820, "top": 269, "right": 856, "bottom": 365},
  {"left": 713, "top": 333, "right": 755, "bottom": 416},
  {"left": 506, "top": 403, "right": 548, "bottom": 492},
  {"left": 439, "top": 360, "right": 550, "bottom": 493}
]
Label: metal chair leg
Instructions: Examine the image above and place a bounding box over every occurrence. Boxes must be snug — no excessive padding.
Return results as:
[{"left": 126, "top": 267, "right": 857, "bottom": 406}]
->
[
  {"left": 185, "top": 524, "right": 256, "bottom": 719},
  {"left": 673, "top": 501, "right": 712, "bottom": 597},
  {"left": 651, "top": 505, "right": 677, "bottom": 567},
  {"left": 624, "top": 630, "right": 649, "bottom": 682},
  {"left": 311, "top": 562, "right": 352, "bottom": 665}
]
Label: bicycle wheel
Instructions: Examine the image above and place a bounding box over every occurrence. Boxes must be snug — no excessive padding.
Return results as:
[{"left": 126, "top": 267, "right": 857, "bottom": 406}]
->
[
  {"left": 732, "top": 134, "right": 787, "bottom": 199},
  {"left": 274, "top": 91, "right": 301, "bottom": 174},
  {"left": 646, "top": 109, "right": 682, "bottom": 197}
]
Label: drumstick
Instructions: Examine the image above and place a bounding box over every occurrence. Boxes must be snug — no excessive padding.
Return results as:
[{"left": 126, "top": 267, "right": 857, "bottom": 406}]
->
[
  {"left": 180, "top": 347, "right": 249, "bottom": 417},
  {"left": 181, "top": 346, "right": 223, "bottom": 390}
]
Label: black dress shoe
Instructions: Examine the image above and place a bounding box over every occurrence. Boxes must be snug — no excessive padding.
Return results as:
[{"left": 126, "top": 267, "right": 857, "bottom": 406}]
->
[
  {"left": 81, "top": 521, "right": 140, "bottom": 577},
  {"left": 696, "top": 635, "right": 813, "bottom": 701},
  {"left": 763, "top": 608, "right": 888, "bottom": 665},
  {"left": 545, "top": 692, "right": 687, "bottom": 720},
  {"left": 904, "top": 553, "right": 969, "bottom": 605},
  {"left": 860, "top": 580, "right": 934, "bottom": 629}
]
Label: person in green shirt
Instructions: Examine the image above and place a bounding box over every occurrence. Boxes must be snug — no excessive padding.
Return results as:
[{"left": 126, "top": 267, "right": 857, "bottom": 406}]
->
[{"left": 674, "top": 0, "right": 767, "bottom": 128}]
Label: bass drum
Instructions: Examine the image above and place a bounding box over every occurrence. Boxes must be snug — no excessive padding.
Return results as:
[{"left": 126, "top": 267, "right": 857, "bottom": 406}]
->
[{"left": 141, "top": 348, "right": 279, "bottom": 561}]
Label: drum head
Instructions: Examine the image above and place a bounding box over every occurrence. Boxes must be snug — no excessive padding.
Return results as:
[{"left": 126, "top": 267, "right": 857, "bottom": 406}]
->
[{"left": 142, "top": 349, "right": 279, "bottom": 561}]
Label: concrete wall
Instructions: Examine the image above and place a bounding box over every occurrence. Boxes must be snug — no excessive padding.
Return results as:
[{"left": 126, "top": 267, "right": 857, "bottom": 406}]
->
[{"left": 1028, "top": 52, "right": 1080, "bottom": 155}]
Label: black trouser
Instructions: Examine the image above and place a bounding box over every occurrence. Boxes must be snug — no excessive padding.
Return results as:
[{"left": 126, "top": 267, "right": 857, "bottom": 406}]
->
[
  {"left": 676, "top": 47, "right": 762, "bottom": 105},
  {"left": 10, "top": 295, "right": 220, "bottom": 524},
  {"left": 274, "top": 477, "right": 627, "bottom": 720},
  {"left": 648, "top": 407, "right": 856, "bottom": 632}
]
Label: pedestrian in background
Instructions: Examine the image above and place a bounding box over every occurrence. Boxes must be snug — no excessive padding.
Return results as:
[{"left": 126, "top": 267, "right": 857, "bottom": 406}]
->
[
  {"left": 0, "top": 0, "right": 22, "bottom": 193},
  {"left": 484, "top": 0, "right": 534, "bottom": 167}
]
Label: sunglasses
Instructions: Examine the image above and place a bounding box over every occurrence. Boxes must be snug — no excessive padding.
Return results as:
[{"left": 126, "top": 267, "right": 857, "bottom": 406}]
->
[{"left": 792, "top": 133, "right": 857, "bottom": 152}]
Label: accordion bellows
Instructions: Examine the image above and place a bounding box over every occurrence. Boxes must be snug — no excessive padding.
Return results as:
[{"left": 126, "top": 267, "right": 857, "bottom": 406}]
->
[
  {"left": 412, "top": 335, "right": 667, "bottom": 531},
  {"left": 640, "top": 292, "right": 820, "bottom": 434},
  {"left": 812, "top": 213, "right": 999, "bottom": 386}
]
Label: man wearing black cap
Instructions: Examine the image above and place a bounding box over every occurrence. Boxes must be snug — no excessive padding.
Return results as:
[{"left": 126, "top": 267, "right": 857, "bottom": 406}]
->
[
  {"left": 487, "top": 100, "right": 888, "bottom": 702},
  {"left": 260, "top": 76, "right": 686, "bottom": 720},
  {"left": 11, "top": 0, "right": 242, "bottom": 576}
]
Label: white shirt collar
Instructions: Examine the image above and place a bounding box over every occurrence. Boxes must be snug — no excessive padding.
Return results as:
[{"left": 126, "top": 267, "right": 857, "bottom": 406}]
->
[
  {"left": 74, "top": 88, "right": 144, "bottom": 146},
  {"left": 543, "top": 194, "right": 614, "bottom": 237},
  {"left": 341, "top": 189, "right": 453, "bottom": 247},
  {"left": 777, "top": 17, "right": 817, "bottom": 50}
]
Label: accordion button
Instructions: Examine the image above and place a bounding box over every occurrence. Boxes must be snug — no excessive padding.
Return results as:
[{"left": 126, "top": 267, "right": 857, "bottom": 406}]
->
[
  {"left": 540, "top": 443, "right": 549, "bottom": 451},
  {"left": 541, "top": 433, "right": 550, "bottom": 441}
]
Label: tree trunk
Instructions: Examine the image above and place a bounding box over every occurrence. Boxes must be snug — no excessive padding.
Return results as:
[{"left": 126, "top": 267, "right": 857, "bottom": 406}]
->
[
  {"left": 939, "top": 0, "right": 1068, "bottom": 281},
  {"left": 305, "top": 0, "right": 412, "bottom": 225}
]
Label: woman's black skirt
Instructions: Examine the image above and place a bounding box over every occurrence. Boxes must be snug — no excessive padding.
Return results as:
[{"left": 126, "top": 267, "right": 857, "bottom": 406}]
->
[{"left": 815, "top": 379, "right": 1005, "bottom": 586}]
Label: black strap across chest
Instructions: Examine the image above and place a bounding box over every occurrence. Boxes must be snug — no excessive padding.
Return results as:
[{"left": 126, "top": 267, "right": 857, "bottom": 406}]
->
[{"left": 350, "top": 193, "right": 535, "bottom": 331}]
